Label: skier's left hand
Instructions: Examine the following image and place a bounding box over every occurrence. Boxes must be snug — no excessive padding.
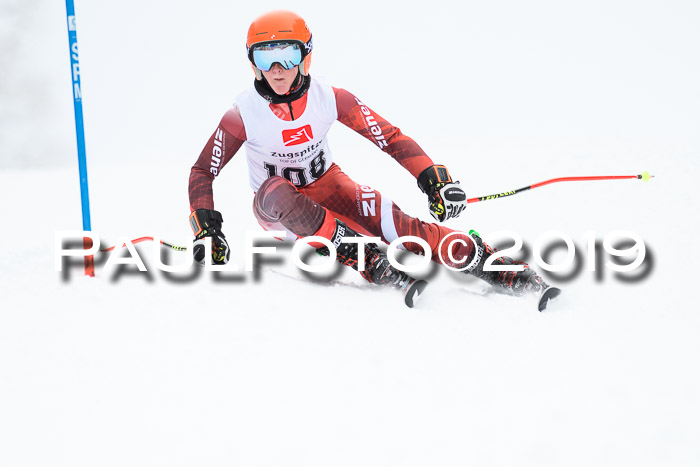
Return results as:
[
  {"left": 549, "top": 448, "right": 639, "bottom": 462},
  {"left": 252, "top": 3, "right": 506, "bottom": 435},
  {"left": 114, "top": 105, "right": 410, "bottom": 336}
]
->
[{"left": 417, "top": 165, "right": 468, "bottom": 222}]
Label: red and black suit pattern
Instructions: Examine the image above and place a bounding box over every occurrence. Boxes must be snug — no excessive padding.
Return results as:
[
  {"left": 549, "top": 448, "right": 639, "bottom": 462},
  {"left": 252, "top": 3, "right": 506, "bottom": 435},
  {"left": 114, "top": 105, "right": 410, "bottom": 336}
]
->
[{"left": 188, "top": 83, "right": 474, "bottom": 264}]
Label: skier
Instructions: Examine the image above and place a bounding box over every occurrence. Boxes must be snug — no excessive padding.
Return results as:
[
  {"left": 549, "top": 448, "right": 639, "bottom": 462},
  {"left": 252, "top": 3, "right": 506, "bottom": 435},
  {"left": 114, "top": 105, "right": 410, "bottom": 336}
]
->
[{"left": 188, "top": 10, "right": 559, "bottom": 308}]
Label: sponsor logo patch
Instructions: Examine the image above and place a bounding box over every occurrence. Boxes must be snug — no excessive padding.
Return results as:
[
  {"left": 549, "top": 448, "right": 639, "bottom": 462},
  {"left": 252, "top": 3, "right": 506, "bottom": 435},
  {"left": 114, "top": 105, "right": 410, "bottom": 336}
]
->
[{"left": 282, "top": 125, "right": 314, "bottom": 146}]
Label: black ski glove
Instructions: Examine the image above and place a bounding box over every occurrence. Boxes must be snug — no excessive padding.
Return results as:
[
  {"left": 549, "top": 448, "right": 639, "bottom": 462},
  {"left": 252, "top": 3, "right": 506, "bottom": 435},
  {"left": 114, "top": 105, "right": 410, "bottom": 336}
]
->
[
  {"left": 417, "top": 165, "right": 468, "bottom": 222},
  {"left": 189, "top": 209, "right": 230, "bottom": 265}
]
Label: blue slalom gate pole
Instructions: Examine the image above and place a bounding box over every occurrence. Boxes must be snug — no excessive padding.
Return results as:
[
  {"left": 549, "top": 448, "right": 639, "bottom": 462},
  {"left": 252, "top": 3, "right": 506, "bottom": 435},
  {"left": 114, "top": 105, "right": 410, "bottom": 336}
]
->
[{"left": 65, "top": 0, "right": 94, "bottom": 276}]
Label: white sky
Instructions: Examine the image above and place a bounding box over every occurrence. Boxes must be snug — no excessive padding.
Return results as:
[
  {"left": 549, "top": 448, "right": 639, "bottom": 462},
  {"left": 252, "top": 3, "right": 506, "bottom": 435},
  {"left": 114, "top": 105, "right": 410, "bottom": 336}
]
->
[{"left": 1, "top": 0, "right": 699, "bottom": 170}]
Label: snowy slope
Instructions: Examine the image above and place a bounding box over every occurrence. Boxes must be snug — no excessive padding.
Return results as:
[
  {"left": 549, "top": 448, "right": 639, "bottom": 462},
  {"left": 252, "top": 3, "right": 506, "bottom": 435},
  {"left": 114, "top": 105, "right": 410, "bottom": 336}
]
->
[{"left": 2, "top": 0, "right": 700, "bottom": 466}]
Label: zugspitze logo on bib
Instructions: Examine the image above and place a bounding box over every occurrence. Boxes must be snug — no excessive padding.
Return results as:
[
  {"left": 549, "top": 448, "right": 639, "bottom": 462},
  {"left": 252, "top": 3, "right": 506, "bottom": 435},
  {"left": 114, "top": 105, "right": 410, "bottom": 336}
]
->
[{"left": 282, "top": 125, "right": 314, "bottom": 146}]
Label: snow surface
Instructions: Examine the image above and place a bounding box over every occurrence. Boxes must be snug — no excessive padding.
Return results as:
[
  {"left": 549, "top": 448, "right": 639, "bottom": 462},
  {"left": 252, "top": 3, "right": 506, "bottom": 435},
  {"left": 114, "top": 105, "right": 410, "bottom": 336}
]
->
[{"left": 1, "top": 0, "right": 700, "bottom": 466}]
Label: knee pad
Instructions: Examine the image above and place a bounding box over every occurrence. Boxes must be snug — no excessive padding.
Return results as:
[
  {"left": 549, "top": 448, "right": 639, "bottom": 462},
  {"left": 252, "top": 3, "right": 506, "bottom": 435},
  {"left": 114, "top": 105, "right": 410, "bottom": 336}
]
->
[{"left": 254, "top": 176, "right": 298, "bottom": 220}]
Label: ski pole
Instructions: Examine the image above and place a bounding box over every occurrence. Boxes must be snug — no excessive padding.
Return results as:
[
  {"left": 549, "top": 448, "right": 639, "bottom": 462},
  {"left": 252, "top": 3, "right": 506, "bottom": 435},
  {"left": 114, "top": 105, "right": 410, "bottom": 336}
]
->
[
  {"left": 100, "top": 172, "right": 654, "bottom": 251},
  {"left": 466, "top": 171, "right": 653, "bottom": 204},
  {"left": 100, "top": 237, "right": 188, "bottom": 252}
]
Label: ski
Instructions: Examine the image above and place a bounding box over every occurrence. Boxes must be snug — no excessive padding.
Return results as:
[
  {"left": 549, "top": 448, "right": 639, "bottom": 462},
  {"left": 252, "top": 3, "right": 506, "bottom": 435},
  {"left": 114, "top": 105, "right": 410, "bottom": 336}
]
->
[
  {"left": 263, "top": 266, "right": 428, "bottom": 309},
  {"left": 470, "top": 283, "right": 563, "bottom": 312},
  {"left": 402, "top": 279, "right": 428, "bottom": 308},
  {"left": 538, "top": 286, "right": 562, "bottom": 311}
]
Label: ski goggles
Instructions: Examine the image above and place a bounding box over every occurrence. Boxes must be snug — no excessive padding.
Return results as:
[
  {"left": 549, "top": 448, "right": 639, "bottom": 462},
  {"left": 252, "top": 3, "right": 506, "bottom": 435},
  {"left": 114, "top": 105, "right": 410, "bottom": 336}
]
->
[{"left": 250, "top": 42, "right": 303, "bottom": 71}]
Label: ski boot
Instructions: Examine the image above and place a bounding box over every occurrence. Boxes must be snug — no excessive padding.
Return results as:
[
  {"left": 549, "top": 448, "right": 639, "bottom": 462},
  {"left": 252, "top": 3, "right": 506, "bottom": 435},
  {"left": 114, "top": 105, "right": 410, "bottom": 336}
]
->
[
  {"left": 464, "top": 231, "right": 561, "bottom": 311},
  {"left": 317, "top": 220, "right": 428, "bottom": 308}
]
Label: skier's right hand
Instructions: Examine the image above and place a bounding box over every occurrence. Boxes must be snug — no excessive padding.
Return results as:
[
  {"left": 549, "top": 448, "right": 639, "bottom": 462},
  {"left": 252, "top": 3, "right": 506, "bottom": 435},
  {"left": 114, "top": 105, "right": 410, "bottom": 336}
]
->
[{"left": 189, "top": 209, "right": 230, "bottom": 265}]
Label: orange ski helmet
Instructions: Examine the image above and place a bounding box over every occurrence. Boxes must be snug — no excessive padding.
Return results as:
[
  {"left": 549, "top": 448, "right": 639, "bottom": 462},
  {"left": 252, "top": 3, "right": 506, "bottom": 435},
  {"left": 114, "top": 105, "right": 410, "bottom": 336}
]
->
[{"left": 246, "top": 10, "right": 313, "bottom": 80}]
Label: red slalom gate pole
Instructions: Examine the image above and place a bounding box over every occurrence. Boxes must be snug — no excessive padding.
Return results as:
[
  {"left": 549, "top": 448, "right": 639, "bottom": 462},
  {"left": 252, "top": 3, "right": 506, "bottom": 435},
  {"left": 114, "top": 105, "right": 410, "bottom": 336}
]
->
[{"left": 466, "top": 171, "right": 653, "bottom": 204}]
